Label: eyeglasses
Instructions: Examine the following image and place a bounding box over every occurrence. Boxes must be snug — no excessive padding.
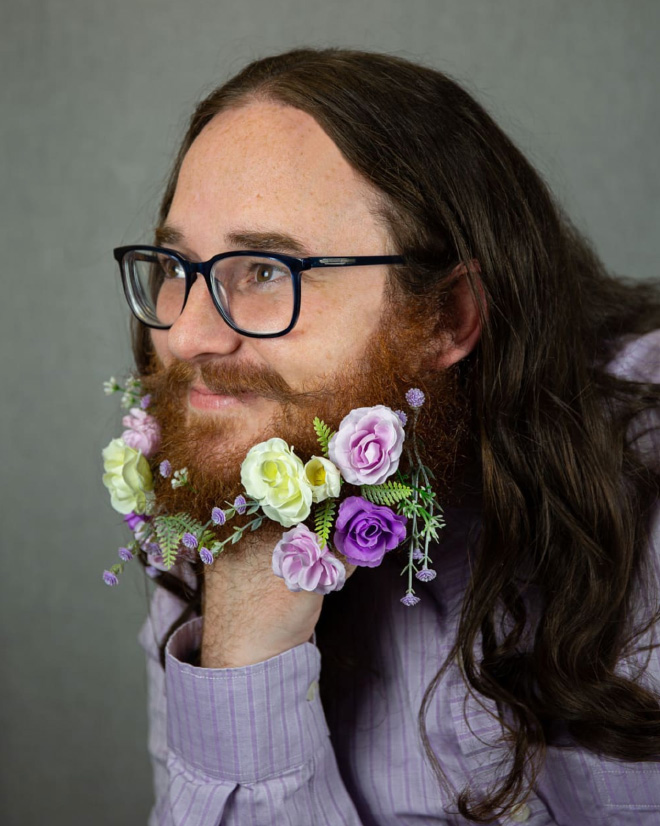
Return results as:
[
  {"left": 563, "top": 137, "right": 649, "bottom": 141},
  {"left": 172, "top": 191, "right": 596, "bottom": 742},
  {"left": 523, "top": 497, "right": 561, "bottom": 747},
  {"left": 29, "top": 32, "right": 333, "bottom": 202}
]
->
[{"left": 114, "top": 245, "right": 405, "bottom": 338}]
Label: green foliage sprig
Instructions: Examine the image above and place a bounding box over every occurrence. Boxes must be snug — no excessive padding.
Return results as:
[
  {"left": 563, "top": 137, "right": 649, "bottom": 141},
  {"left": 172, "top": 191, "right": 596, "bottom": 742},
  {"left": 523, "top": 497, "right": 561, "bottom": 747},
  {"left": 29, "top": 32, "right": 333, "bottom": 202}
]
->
[
  {"left": 361, "top": 481, "right": 413, "bottom": 506},
  {"left": 313, "top": 418, "right": 335, "bottom": 457},
  {"left": 152, "top": 513, "right": 217, "bottom": 568},
  {"left": 209, "top": 515, "right": 264, "bottom": 555},
  {"left": 314, "top": 498, "right": 337, "bottom": 548}
]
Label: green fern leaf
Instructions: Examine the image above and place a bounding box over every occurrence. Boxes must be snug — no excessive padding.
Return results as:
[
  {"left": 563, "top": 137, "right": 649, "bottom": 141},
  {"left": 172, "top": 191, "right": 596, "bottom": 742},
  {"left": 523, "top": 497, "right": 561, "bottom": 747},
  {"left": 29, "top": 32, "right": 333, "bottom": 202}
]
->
[
  {"left": 313, "top": 418, "right": 335, "bottom": 457},
  {"left": 360, "top": 482, "right": 413, "bottom": 507},
  {"left": 314, "top": 499, "right": 337, "bottom": 547},
  {"left": 153, "top": 516, "right": 182, "bottom": 569}
]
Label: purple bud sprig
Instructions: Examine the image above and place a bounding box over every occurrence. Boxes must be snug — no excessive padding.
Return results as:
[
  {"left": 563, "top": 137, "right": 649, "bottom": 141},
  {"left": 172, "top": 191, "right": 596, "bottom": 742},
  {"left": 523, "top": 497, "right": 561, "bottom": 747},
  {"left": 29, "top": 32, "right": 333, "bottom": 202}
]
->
[
  {"left": 211, "top": 507, "right": 226, "bottom": 526},
  {"left": 181, "top": 532, "right": 198, "bottom": 550},
  {"left": 397, "top": 388, "right": 445, "bottom": 605},
  {"left": 217, "top": 495, "right": 261, "bottom": 523},
  {"left": 103, "top": 561, "right": 125, "bottom": 587},
  {"left": 104, "top": 538, "right": 145, "bottom": 586},
  {"left": 205, "top": 495, "right": 264, "bottom": 557},
  {"left": 199, "top": 547, "right": 214, "bottom": 565}
]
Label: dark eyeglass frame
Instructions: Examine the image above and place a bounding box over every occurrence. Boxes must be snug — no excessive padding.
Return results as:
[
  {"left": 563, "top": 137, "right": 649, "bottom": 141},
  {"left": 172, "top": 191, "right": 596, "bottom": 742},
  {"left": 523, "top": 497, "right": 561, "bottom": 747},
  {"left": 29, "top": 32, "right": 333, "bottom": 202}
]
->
[{"left": 114, "top": 245, "right": 406, "bottom": 338}]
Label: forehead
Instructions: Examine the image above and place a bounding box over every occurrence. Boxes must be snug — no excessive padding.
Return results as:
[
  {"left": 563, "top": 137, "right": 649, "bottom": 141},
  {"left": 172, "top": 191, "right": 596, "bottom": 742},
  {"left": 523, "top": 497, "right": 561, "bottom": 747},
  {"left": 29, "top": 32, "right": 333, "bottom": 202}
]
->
[{"left": 166, "top": 100, "right": 390, "bottom": 256}]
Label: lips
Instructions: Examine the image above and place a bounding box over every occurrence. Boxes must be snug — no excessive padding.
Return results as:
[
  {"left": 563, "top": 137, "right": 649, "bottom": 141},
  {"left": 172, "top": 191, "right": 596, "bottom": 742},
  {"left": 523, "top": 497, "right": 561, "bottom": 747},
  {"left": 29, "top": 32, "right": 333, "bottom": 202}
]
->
[
  {"left": 189, "top": 384, "right": 257, "bottom": 410},
  {"left": 190, "top": 383, "right": 217, "bottom": 396}
]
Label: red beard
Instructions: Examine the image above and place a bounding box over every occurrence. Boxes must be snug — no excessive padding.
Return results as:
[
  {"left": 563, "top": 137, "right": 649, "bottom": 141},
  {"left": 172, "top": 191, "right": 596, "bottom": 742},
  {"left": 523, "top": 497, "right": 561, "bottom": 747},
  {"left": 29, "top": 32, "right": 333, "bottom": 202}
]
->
[{"left": 141, "top": 298, "right": 474, "bottom": 546}]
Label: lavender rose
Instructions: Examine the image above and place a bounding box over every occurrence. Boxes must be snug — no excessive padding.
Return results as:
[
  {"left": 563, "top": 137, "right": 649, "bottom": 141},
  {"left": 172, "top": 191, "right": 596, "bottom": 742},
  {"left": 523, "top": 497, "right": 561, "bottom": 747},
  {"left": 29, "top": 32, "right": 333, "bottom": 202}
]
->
[
  {"left": 272, "top": 524, "right": 346, "bottom": 595},
  {"left": 121, "top": 408, "right": 161, "bottom": 457},
  {"left": 333, "top": 496, "right": 407, "bottom": 568},
  {"left": 328, "top": 404, "right": 404, "bottom": 485}
]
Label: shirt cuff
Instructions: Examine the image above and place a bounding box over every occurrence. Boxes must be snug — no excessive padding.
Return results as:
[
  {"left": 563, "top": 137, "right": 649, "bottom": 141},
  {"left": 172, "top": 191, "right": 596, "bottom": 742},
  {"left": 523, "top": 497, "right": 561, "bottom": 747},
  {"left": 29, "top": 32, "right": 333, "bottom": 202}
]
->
[{"left": 165, "top": 617, "right": 329, "bottom": 783}]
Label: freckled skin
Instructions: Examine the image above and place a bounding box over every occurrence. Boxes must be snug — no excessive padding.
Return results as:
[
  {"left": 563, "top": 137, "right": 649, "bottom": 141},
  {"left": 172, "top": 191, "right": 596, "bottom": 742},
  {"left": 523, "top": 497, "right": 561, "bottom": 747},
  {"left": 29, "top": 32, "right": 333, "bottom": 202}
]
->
[{"left": 152, "top": 101, "right": 394, "bottom": 450}]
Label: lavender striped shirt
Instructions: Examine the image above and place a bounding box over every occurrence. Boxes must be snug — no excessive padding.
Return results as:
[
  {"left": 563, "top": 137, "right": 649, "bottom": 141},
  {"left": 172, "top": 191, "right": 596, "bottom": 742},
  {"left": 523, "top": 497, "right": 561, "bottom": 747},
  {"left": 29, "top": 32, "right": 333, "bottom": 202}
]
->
[{"left": 139, "top": 330, "right": 660, "bottom": 825}]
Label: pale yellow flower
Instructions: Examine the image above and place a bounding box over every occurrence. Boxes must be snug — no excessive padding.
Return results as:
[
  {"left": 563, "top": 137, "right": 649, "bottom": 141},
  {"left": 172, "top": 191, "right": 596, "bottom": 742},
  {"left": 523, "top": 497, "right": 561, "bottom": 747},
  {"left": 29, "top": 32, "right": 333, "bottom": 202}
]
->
[
  {"left": 241, "top": 438, "right": 312, "bottom": 527},
  {"left": 304, "top": 456, "right": 341, "bottom": 503},
  {"left": 102, "top": 437, "right": 153, "bottom": 515}
]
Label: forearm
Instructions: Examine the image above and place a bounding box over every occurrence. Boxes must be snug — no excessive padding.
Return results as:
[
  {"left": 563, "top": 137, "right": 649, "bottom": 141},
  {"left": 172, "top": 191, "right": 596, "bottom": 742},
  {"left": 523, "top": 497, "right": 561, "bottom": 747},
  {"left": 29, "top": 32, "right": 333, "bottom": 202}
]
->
[{"left": 200, "top": 530, "right": 324, "bottom": 668}]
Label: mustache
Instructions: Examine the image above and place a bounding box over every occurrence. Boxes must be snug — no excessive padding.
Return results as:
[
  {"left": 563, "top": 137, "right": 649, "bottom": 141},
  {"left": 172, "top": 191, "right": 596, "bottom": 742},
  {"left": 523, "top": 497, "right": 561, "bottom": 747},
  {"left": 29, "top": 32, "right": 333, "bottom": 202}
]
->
[{"left": 144, "top": 358, "right": 333, "bottom": 407}]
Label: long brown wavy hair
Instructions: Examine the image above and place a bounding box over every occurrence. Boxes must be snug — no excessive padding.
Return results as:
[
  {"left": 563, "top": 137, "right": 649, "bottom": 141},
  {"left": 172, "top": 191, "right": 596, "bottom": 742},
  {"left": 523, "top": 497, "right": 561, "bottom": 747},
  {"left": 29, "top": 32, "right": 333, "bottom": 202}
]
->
[{"left": 132, "top": 48, "right": 660, "bottom": 821}]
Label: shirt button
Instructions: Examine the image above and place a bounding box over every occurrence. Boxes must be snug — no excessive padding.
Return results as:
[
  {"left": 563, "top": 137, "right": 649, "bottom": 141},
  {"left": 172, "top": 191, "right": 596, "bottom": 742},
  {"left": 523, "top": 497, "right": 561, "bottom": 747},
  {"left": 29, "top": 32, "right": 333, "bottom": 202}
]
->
[
  {"left": 306, "top": 680, "right": 319, "bottom": 701},
  {"left": 510, "top": 802, "right": 531, "bottom": 822}
]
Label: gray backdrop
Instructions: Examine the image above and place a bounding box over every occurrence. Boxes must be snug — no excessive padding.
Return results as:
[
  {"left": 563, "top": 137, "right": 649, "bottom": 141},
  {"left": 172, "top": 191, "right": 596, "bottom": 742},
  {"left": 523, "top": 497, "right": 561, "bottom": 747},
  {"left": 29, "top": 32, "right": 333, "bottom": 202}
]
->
[{"left": 1, "top": 1, "right": 658, "bottom": 823}]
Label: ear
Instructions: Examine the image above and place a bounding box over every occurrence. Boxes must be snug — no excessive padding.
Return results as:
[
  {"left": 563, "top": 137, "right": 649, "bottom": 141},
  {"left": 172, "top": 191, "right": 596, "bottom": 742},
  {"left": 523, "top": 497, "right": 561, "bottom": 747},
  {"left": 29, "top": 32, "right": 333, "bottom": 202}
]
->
[{"left": 433, "top": 260, "right": 486, "bottom": 369}]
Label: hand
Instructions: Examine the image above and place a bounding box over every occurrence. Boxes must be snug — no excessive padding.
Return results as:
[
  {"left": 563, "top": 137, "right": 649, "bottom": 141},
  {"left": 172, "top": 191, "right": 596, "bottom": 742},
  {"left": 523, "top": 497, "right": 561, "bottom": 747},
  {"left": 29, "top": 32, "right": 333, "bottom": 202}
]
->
[{"left": 201, "top": 524, "right": 356, "bottom": 668}]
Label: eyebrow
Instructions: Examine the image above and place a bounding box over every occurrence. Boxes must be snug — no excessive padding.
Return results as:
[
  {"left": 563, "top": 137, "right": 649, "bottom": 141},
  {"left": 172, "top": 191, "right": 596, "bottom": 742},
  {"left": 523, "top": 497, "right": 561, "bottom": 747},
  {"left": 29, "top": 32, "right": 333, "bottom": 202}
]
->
[{"left": 154, "top": 224, "right": 311, "bottom": 257}]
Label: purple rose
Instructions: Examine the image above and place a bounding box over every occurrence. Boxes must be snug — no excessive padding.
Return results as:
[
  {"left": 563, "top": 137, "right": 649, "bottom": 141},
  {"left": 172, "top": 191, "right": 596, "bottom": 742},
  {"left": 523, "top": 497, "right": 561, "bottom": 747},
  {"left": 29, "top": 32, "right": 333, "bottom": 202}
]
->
[
  {"left": 328, "top": 405, "right": 404, "bottom": 485},
  {"left": 123, "top": 511, "right": 146, "bottom": 532},
  {"left": 333, "top": 496, "right": 407, "bottom": 568},
  {"left": 121, "top": 407, "right": 161, "bottom": 458},
  {"left": 272, "top": 524, "right": 346, "bottom": 595}
]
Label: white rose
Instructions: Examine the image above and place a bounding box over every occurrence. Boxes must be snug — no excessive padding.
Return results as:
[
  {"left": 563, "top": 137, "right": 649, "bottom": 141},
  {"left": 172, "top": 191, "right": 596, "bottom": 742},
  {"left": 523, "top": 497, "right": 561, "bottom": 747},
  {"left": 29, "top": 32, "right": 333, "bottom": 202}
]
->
[
  {"left": 240, "top": 438, "right": 312, "bottom": 527},
  {"left": 304, "top": 456, "right": 342, "bottom": 503},
  {"left": 102, "top": 437, "right": 154, "bottom": 515}
]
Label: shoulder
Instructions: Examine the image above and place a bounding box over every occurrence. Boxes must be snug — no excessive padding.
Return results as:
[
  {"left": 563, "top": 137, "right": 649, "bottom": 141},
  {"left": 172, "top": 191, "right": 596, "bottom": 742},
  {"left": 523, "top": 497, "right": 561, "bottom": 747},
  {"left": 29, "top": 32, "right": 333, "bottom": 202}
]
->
[
  {"left": 604, "top": 330, "right": 660, "bottom": 474},
  {"left": 605, "top": 329, "right": 660, "bottom": 384}
]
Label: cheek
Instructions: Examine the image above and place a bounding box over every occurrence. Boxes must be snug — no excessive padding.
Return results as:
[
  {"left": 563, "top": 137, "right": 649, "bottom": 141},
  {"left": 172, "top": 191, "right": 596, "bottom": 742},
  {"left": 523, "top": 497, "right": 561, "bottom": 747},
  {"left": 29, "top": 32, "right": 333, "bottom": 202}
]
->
[
  {"left": 150, "top": 330, "right": 170, "bottom": 366},
  {"left": 279, "top": 277, "right": 386, "bottom": 369},
  {"left": 257, "top": 321, "right": 365, "bottom": 386}
]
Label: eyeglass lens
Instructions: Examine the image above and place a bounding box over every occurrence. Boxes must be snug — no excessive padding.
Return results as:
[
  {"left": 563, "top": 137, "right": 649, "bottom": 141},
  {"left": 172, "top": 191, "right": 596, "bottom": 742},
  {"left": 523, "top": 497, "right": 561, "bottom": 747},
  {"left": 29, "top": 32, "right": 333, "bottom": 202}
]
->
[{"left": 123, "top": 250, "right": 296, "bottom": 334}]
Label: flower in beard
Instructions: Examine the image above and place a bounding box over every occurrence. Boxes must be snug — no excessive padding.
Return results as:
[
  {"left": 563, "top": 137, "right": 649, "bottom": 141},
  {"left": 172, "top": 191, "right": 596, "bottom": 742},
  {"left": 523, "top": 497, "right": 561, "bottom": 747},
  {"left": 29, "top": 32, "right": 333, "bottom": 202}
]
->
[
  {"left": 272, "top": 524, "right": 346, "bottom": 594},
  {"left": 124, "top": 511, "right": 146, "bottom": 532},
  {"left": 121, "top": 408, "right": 161, "bottom": 458},
  {"left": 303, "top": 456, "right": 341, "bottom": 503},
  {"left": 102, "top": 438, "right": 153, "bottom": 514},
  {"left": 333, "top": 496, "right": 407, "bottom": 568},
  {"left": 241, "top": 438, "right": 312, "bottom": 527},
  {"left": 328, "top": 405, "right": 405, "bottom": 485}
]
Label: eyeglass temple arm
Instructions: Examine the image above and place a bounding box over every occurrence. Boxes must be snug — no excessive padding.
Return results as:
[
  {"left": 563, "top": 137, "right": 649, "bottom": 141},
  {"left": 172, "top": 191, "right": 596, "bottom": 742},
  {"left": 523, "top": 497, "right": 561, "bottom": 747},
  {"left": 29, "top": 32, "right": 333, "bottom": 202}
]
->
[{"left": 302, "top": 255, "right": 406, "bottom": 269}]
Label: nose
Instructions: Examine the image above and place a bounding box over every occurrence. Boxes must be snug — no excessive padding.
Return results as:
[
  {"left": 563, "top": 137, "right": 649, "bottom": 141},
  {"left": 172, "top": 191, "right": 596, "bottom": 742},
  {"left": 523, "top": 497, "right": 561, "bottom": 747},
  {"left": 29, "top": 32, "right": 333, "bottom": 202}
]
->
[{"left": 166, "top": 272, "right": 243, "bottom": 362}]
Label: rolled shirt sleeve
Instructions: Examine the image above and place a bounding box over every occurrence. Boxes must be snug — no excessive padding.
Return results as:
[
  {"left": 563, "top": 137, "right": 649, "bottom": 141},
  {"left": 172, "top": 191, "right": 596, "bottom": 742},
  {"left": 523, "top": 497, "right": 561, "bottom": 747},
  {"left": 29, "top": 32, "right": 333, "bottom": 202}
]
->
[{"left": 148, "top": 614, "right": 365, "bottom": 825}]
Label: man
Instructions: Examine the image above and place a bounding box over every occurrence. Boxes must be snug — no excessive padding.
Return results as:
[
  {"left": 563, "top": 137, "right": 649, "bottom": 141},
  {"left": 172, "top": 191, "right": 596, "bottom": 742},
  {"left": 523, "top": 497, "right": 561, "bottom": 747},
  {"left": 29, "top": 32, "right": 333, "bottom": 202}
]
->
[{"left": 123, "top": 49, "right": 660, "bottom": 824}]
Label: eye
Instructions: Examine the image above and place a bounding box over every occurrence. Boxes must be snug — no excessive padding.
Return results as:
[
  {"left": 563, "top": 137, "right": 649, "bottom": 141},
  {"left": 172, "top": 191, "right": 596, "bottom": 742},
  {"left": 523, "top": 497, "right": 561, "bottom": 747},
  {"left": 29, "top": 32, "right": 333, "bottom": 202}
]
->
[
  {"left": 159, "top": 255, "right": 185, "bottom": 280},
  {"left": 253, "top": 263, "right": 287, "bottom": 283}
]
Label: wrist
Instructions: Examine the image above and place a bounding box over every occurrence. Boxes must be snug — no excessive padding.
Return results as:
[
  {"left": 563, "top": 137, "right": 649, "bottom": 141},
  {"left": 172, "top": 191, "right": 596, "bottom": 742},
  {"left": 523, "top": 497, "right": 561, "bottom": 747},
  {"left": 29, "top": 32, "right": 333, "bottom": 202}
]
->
[{"left": 201, "top": 633, "right": 314, "bottom": 668}]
